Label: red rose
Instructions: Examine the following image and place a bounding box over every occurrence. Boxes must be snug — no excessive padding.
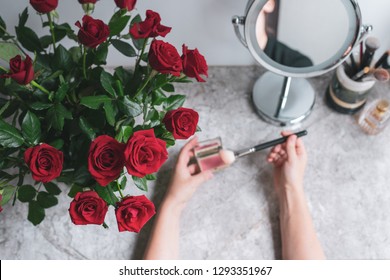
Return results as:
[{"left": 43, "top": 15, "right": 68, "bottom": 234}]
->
[
  {"left": 114, "top": 0, "right": 136, "bottom": 11},
  {"left": 148, "top": 40, "right": 182, "bottom": 76},
  {"left": 68, "top": 191, "right": 108, "bottom": 225},
  {"left": 75, "top": 15, "right": 110, "bottom": 48},
  {"left": 163, "top": 107, "right": 199, "bottom": 140},
  {"left": 88, "top": 135, "right": 126, "bottom": 186},
  {"left": 0, "top": 194, "right": 3, "bottom": 213},
  {"left": 130, "top": 10, "right": 171, "bottom": 39},
  {"left": 24, "top": 143, "right": 63, "bottom": 183},
  {"left": 124, "top": 129, "right": 168, "bottom": 177},
  {"left": 78, "top": 0, "right": 97, "bottom": 3},
  {"left": 29, "top": 0, "right": 58, "bottom": 13},
  {"left": 115, "top": 195, "right": 155, "bottom": 232},
  {"left": 1, "top": 55, "right": 34, "bottom": 85},
  {"left": 181, "top": 44, "right": 208, "bottom": 82}
]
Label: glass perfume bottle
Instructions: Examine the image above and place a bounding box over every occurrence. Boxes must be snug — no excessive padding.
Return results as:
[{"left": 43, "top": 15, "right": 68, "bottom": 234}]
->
[{"left": 358, "top": 99, "right": 390, "bottom": 135}]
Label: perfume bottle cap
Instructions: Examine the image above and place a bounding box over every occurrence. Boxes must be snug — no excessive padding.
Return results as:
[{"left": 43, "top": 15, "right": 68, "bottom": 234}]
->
[{"left": 376, "top": 100, "right": 389, "bottom": 113}]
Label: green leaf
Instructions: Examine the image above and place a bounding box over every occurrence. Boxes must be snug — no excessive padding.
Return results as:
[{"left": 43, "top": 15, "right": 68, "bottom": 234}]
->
[
  {"left": 79, "top": 116, "right": 96, "bottom": 140},
  {"left": 94, "top": 43, "right": 108, "bottom": 65},
  {"left": 0, "top": 42, "right": 24, "bottom": 62},
  {"left": 47, "top": 103, "right": 72, "bottom": 131},
  {"left": 145, "top": 108, "right": 160, "bottom": 126},
  {"left": 37, "top": 191, "right": 58, "bottom": 208},
  {"left": 120, "top": 175, "right": 127, "bottom": 190},
  {"left": 151, "top": 90, "right": 167, "bottom": 106},
  {"left": 103, "top": 101, "right": 116, "bottom": 126},
  {"left": 18, "top": 185, "right": 37, "bottom": 202},
  {"left": 54, "top": 83, "right": 69, "bottom": 102},
  {"left": 162, "top": 83, "right": 175, "bottom": 92},
  {"left": 68, "top": 183, "right": 83, "bottom": 198},
  {"left": 0, "top": 15, "right": 6, "bottom": 37},
  {"left": 53, "top": 44, "right": 73, "bottom": 71},
  {"left": 115, "top": 125, "right": 133, "bottom": 143},
  {"left": 114, "top": 66, "right": 131, "bottom": 86},
  {"left": 0, "top": 120, "right": 24, "bottom": 148},
  {"left": 94, "top": 184, "right": 119, "bottom": 206},
  {"left": 132, "top": 37, "right": 146, "bottom": 51},
  {"left": 28, "top": 200, "right": 45, "bottom": 226},
  {"left": 118, "top": 96, "right": 142, "bottom": 117},
  {"left": 132, "top": 176, "right": 148, "bottom": 191},
  {"left": 100, "top": 70, "right": 117, "bottom": 97},
  {"left": 1, "top": 185, "right": 15, "bottom": 205},
  {"left": 18, "top": 8, "right": 28, "bottom": 28},
  {"left": 145, "top": 174, "right": 157, "bottom": 181},
  {"left": 30, "top": 102, "right": 53, "bottom": 111},
  {"left": 43, "top": 182, "right": 61, "bottom": 196},
  {"left": 160, "top": 131, "right": 175, "bottom": 147},
  {"left": 40, "top": 35, "right": 52, "bottom": 48},
  {"left": 15, "top": 26, "right": 43, "bottom": 52},
  {"left": 80, "top": 95, "right": 112, "bottom": 109},
  {"left": 73, "top": 166, "right": 92, "bottom": 185},
  {"left": 49, "top": 139, "right": 64, "bottom": 150},
  {"left": 164, "top": 94, "right": 186, "bottom": 111},
  {"left": 111, "top": 39, "right": 136, "bottom": 57},
  {"left": 109, "top": 11, "right": 130, "bottom": 36},
  {"left": 22, "top": 111, "right": 41, "bottom": 146}
]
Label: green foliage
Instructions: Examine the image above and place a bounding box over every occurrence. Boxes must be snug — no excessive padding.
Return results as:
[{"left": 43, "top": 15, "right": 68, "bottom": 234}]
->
[{"left": 0, "top": 1, "right": 202, "bottom": 228}]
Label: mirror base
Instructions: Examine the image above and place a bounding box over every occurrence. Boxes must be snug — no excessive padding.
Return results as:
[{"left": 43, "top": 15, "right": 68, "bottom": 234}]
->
[{"left": 252, "top": 72, "right": 315, "bottom": 126}]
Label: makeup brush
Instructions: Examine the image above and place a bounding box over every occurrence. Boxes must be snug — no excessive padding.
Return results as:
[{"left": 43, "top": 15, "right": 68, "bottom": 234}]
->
[
  {"left": 352, "top": 66, "right": 372, "bottom": 81},
  {"left": 360, "top": 68, "right": 390, "bottom": 83},
  {"left": 374, "top": 50, "right": 390, "bottom": 69},
  {"left": 219, "top": 130, "right": 308, "bottom": 165},
  {"left": 358, "top": 37, "right": 380, "bottom": 71}
]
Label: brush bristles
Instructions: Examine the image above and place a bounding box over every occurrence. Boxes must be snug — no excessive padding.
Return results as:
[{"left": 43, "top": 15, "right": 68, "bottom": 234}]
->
[{"left": 366, "top": 37, "right": 381, "bottom": 50}]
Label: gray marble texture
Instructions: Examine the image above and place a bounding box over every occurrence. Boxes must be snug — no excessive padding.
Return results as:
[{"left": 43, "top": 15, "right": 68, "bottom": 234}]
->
[{"left": 1, "top": 66, "right": 390, "bottom": 260}]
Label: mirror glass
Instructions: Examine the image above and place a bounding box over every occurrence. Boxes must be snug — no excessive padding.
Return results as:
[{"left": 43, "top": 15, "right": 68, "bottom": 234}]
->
[{"left": 245, "top": 0, "right": 361, "bottom": 77}]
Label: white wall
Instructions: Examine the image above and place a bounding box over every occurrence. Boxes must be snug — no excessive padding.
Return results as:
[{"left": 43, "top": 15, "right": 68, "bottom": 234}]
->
[{"left": 0, "top": 0, "right": 389, "bottom": 66}]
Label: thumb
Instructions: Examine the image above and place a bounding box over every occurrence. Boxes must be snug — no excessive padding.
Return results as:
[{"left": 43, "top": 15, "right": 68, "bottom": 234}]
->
[
  {"left": 286, "top": 135, "right": 297, "bottom": 161},
  {"left": 191, "top": 170, "right": 214, "bottom": 185}
]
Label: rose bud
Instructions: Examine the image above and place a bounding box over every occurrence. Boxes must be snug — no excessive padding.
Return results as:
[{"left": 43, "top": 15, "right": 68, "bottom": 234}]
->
[
  {"left": 163, "top": 107, "right": 199, "bottom": 140},
  {"left": 148, "top": 40, "right": 183, "bottom": 77},
  {"left": 24, "top": 143, "right": 63, "bottom": 183},
  {"left": 0, "top": 55, "right": 34, "bottom": 85},
  {"left": 130, "top": 10, "right": 171, "bottom": 39},
  {"left": 115, "top": 195, "right": 155, "bottom": 232},
  {"left": 114, "top": 0, "right": 137, "bottom": 11},
  {"left": 69, "top": 191, "right": 108, "bottom": 225},
  {"left": 88, "top": 135, "right": 126, "bottom": 186},
  {"left": 75, "top": 15, "right": 110, "bottom": 48},
  {"left": 124, "top": 129, "right": 168, "bottom": 178},
  {"left": 30, "top": 0, "right": 58, "bottom": 14},
  {"left": 181, "top": 44, "right": 208, "bottom": 82}
]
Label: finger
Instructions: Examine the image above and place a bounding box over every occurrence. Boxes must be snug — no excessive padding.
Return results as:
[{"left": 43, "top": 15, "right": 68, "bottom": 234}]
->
[
  {"left": 281, "top": 130, "right": 293, "bottom": 137},
  {"left": 178, "top": 136, "right": 198, "bottom": 166},
  {"left": 188, "top": 163, "right": 199, "bottom": 175},
  {"left": 191, "top": 170, "right": 214, "bottom": 185},
  {"left": 295, "top": 137, "right": 306, "bottom": 157},
  {"left": 286, "top": 135, "right": 297, "bottom": 160}
]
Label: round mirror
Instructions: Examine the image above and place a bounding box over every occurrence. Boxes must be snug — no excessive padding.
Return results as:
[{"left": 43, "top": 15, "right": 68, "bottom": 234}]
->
[{"left": 233, "top": 0, "right": 368, "bottom": 125}]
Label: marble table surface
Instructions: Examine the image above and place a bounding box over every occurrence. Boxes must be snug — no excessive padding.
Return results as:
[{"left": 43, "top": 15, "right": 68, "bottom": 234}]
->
[{"left": 1, "top": 66, "right": 390, "bottom": 260}]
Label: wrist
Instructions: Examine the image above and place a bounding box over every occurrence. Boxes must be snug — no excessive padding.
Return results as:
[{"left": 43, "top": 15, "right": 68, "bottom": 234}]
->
[
  {"left": 278, "top": 186, "right": 307, "bottom": 218},
  {"left": 160, "top": 195, "right": 186, "bottom": 215}
]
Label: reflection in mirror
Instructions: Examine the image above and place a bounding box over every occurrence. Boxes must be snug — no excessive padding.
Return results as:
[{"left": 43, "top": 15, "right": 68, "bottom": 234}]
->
[
  {"left": 256, "top": 0, "right": 350, "bottom": 68},
  {"left": 233, "top": 0, "right": 366, "bottom": 126}
]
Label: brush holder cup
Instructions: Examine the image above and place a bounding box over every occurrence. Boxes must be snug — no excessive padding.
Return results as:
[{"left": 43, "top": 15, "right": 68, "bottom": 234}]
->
[{"left": 326, "top": 64, "right": 376, "bottom": 114}]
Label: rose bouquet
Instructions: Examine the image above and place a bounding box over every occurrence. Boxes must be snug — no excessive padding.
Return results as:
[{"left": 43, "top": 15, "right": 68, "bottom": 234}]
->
[{"left": 0, "top": 0, "right": 207, "bottom": 232}]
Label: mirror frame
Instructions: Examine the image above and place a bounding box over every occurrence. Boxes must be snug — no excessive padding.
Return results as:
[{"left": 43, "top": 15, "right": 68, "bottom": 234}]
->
[{"left": 244, "top": 0, "right": 362, "bottom": 78}]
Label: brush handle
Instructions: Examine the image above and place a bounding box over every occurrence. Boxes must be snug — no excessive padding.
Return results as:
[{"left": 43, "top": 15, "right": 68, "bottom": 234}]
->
[{"left": 235, "top": 130, "right": 308, "bottom": 158}]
